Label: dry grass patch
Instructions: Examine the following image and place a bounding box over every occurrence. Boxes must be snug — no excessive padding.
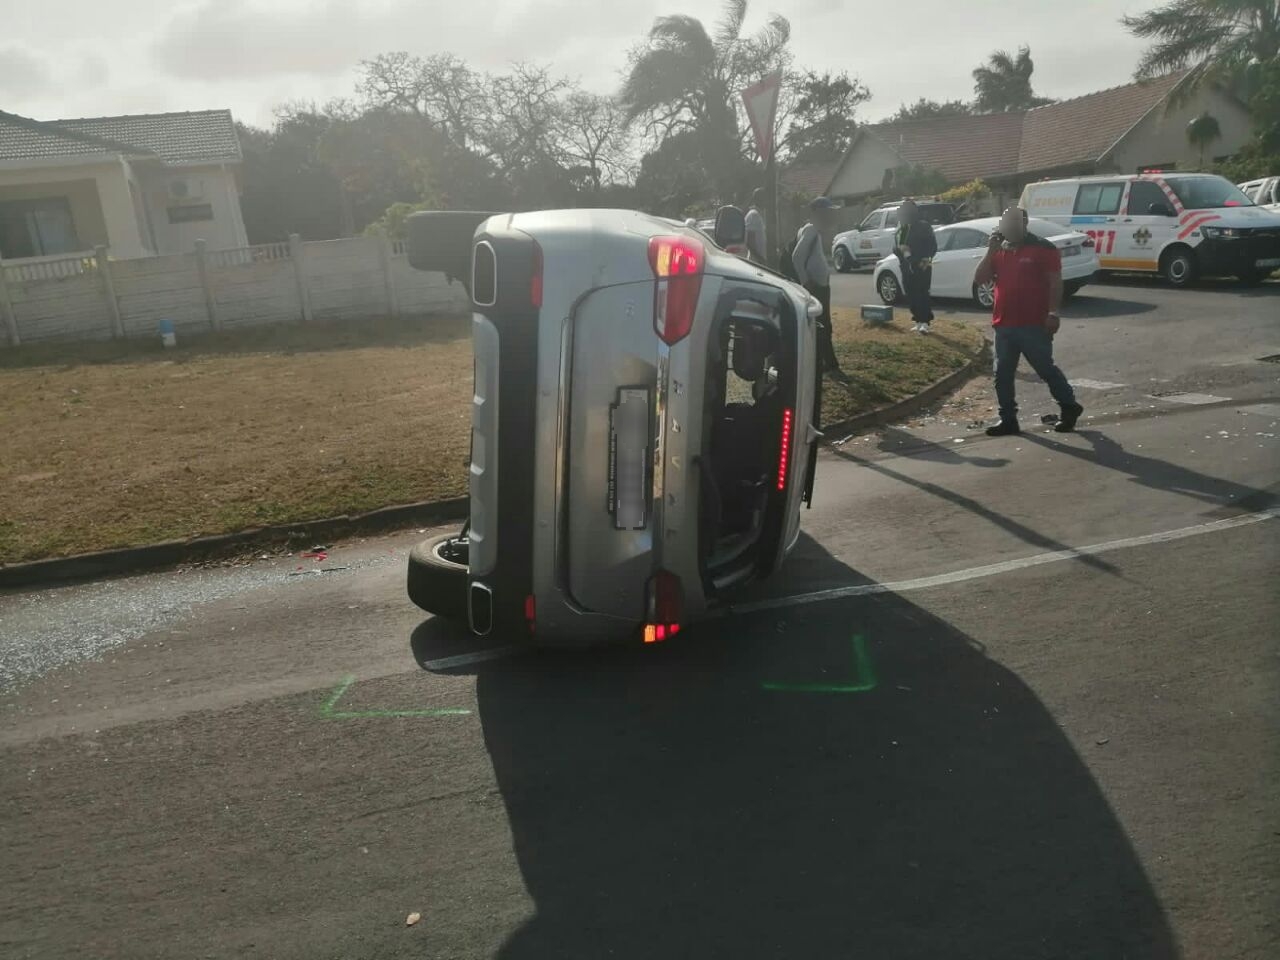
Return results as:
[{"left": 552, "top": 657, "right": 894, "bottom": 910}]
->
[{"left": 0, "top": 307, "right": 984, "bottom": 564}]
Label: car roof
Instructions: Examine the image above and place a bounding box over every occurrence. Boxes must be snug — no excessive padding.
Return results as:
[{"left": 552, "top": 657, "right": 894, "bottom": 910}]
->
[{"left": 941, "top": 216, "right": 1079, "bottom": 236}]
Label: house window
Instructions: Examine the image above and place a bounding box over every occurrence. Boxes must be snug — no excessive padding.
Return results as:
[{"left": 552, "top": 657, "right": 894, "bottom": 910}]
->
[
  {"left": 0, "top": 197, "right": 82, "bottom": 258},
  {"left": 167, "top": 203, "right": 214, "bottom": 224}
]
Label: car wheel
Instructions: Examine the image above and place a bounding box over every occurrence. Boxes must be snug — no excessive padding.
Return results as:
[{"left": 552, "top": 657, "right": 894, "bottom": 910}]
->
[
  {"left": 877, "top": 271, "right": 902, "bottom": 304},
  {"left": 834, "top": 246, "right": 853, "bottom": 273},
  {"left": 973, "top": 279, "right": 996, "bottom": 309},
  {"left": 1160, "top": 246, "right": 1196, "bottom": 287},
  {"left": 407, "top": 532, "right": 468, "bottom": 618},
  {"left": 1063, "top": 280, "right": 1084, "bottom": 300}
]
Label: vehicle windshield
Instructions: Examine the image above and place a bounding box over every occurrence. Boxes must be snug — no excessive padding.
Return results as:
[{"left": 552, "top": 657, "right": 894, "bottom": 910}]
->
[{"left": 1164, "top": 176, "right": 1256, "bottom": 210}]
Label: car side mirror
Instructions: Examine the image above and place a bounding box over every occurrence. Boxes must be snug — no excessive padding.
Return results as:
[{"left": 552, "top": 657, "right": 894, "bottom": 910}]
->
[
  {"left": 1148, "top": 202, "right": 1175, "bottom": 217},
  {"left": 406, "top": 210, "right": 500, "bottom": 293},
  {"left": 714, "top": 204, "right": 746, "bottom": 249}
]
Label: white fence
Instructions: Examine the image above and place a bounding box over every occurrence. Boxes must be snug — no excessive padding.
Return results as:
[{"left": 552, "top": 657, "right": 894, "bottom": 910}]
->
[{"left": 0, "top": 234, "right": 469, "bottom": 347}]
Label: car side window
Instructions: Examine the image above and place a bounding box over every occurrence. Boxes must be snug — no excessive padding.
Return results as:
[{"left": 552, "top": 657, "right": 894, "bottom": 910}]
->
[
  {"left": 947, "top": 228, "right": 986, "bottom": 251},
  {"left": 861, "top": 212, "right": 883, "bottom": 230},
  {"left": 884, "top": 211, "right": 899, "bottom": 228},
  {"left": 1127, "top": 180, "right": 1169, "bottom": 215},
  {"left": 1269, "top": 181, "right": 1279, "bottom": 205},
  {"left": 1074, "top": 182, "right": 1125, "bottom": 216}
]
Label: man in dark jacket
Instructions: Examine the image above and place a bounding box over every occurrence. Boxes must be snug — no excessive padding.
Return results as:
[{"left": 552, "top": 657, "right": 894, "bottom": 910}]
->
[{"left": 893, "top": 199, "right": 937, "bottom": 333}]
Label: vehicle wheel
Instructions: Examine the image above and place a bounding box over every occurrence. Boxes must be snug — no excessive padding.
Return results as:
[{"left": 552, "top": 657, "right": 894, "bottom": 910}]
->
[
  {"left": 877, "top": 271, "right": 902, "bottom": 304},
  {"left": 833, "top": 245, "right": 853, "bottom": 273},
  {"left": 1063, "top": 280, "right": 1084, "bottom": 300},
  {"left": 973, "top": 279, "right": 996, "bottom": 309},
  {"left": 1160, "top": 246, "right": 1196, "bottom": 287},
  {"left": 407, "top": 532, "right": 468, "bottom": 618}
]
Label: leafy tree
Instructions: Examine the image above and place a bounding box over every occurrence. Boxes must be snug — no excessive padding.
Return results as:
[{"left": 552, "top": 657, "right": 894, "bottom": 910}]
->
[
  {"left": 888, "top": 164, "right": 949, "bottom": 197},
  {"left": 889, "top": 98, "right": 973, "bottom": 122},
  {"left": 972, "top": 46, "right": 1054, "bottom": 113},
  {"left": 620, "top": 0, "right": 791, "bottom": 193},
  {"left": 1186, "top": 110, "right": 1224, "bottom": 168},
  {"left": 1122, "top": 0, "right": 1280, "bottom": 92},
  {"left": 784, "top": 70, "right": 871, "bottom": 160},
  {"left": 236, "top": 113, "right": 345, "bottom": 243}
]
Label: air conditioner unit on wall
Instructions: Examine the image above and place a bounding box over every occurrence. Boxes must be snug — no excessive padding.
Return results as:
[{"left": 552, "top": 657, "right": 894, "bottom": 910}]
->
[{"left": 168, "top": 178, "right": 204, "bottom": 202}]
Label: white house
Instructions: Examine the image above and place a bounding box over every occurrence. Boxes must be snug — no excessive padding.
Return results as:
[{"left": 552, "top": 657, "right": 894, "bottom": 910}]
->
[{"left": 0, "top": 109, "right": 247, "bottom": 261}]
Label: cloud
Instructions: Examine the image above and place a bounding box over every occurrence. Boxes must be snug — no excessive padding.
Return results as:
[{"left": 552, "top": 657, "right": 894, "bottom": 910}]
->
[{"left": 0, "top": 47, "right": 52, "bottom": 97}]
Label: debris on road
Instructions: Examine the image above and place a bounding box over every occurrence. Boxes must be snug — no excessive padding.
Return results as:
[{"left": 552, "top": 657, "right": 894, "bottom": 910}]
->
[
  {"left": 406, "top": 912, "right": 421, "bottom": 927},
  {"left": 1096, "top": 737, "right": 1111, "bottom": 746}
]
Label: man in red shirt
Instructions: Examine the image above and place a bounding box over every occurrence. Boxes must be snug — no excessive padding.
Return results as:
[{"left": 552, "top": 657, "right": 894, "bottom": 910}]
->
[{"left": 974, "top": 207, "right": 1083, "bottom": 436}]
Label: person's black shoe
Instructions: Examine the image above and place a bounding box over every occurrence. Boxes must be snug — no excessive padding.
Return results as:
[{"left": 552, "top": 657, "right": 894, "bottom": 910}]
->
[
  {"left": 985, "top": 419, "right": 1021, "bottom": 436},
  {"left": 1054, "top": 403, "right": 1084, "bottom": 433}
]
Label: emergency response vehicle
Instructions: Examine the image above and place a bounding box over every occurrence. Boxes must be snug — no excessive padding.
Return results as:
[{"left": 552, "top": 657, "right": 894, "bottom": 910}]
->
[
  {"left": 1020, "top": 173, "right": 1280, "bottom": 286},
  {"left": 403, "top": 207, "right": 823, "bottom": 646}
]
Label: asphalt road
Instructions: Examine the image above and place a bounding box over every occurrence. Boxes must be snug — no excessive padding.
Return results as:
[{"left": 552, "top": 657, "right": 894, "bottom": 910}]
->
[{"left": 2, "top": 275, "right": 1278, "bottom": 959}]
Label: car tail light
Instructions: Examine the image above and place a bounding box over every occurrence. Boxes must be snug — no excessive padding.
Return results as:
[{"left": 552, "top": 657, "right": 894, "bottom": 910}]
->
[
  {"left": 529, "top": 240, "right": 543, "bottom": 308},
  {"left": 647, "top": 236, "right": 704, "bottom": 345},
  {"left": 776, "top": 407, "right": 794, "bottom": 491},
  {"left": 524, "top": 593, "right": 536, "bottom": 633},
  {"left": 644, "top": 569, "right": 684, "bottom": 642}
]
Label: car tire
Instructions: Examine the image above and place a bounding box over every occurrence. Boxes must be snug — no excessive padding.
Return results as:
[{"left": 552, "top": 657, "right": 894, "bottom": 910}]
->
[
  {"left": 1160, "top": 246, "right": 1196, "bottom": 287},
  {"left": 407, "top": 532, "right": 468, "bottom": 619},
  {"left": 833, "top": 246, "right": 853, "bottom": 273},
  {"left": 973, "top": 279, "right": 996, "bottom": 309},
  {"left": 1063, "top": 280, "right": 1085, "bottom": 300},
  {"left": 877, "top": 271, "right": 902, "bottom": 304}
]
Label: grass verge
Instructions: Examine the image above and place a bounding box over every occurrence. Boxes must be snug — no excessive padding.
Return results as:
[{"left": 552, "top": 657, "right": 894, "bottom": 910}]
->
[{"left": 0, "top": 309, "right": 982, "bottom": 564}]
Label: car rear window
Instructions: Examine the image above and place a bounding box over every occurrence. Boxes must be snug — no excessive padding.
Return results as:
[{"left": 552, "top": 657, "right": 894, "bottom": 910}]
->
[{"left": 919, "top": 203, "right": 956, "bottom": 225}]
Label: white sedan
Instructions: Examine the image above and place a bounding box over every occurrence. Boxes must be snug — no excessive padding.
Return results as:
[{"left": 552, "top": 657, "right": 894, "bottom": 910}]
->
[{"left": 872, "top": 217, "right": 1100, "bottom": 309}]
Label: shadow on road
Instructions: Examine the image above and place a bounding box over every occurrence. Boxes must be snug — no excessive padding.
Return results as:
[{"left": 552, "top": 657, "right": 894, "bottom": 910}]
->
[
  {"left": 465, "top": 536, "right": 1176, "bottom": 958},
  {"left": 876, "top": 426, "right": 1009, "bottom": 468},
  {"left": 1062, "top": 293, "right": 1159, "bottom": 318},
  {"left": 829, "top": 445, "right": 1122, "bottom": 576},
  {"left": 1026, "top": 430, "right": 1280, "bottom": 515}
]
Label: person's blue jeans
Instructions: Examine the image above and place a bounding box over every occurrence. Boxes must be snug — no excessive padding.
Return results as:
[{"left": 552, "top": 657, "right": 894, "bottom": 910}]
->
[{"left": 994, "top": 326, "right": 1076, "bottom": 423}]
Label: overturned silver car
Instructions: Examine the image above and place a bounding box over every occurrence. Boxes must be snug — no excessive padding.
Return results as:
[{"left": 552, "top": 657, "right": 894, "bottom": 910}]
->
[{"left": 406, "top": 207, "right": 824, "bottom": 645}]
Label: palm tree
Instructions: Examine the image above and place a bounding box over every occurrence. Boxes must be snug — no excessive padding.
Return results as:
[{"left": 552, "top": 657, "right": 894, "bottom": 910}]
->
[
  {"left": 972, "top": 46, "right": 1055, "bottom": 113},
  {"left": 620, "top": 0, "right": 790, "bottom": 191},
  {"left": 1187, "top": 110, "right": 1224, "bottom": 167},
  {"left": 1123, "top": 1, "right": 1280, "bottom": 91}
]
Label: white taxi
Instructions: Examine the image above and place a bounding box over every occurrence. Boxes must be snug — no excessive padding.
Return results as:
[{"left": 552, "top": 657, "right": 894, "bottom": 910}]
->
[
  {"left": 872, "top": 216, "right": 1099, "bottom": 308},
  {"left": 1021, "top": 173, "right": 1280, "bottom": 286}
]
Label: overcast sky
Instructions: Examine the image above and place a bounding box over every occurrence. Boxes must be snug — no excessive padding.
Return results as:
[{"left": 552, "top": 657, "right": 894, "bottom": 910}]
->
[{"left": 1, "top": 0, "right": 1165, "bottom": 127}]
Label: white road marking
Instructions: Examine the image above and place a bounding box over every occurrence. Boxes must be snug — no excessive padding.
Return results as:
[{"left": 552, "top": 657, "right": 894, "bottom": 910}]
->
[
  {"left": 415, "top": 509, "right": 1279, "bottom": 663},
  {"left": 1239, "top": 403, "right": 1280, "bottom": 418},
  {"left": 1070, "top": 378, "right": 1127, "bottom": 390},
  {"left": 420, "top": 645, "right": 523, "bottom": 671},
  {"left": 1150, "top": 392, "right": 1231, "bottom": 405},
  {"left": 730, "top": 508, "right": 1279, "bottom": 614}
]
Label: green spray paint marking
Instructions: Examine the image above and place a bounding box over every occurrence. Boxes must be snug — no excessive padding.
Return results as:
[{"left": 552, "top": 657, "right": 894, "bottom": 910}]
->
[
  {"left": 761, "top": 634, "right": 878, "bottom": 694},
  {"left": 320, "top": 675, "right": 472, "bottom": 719}
]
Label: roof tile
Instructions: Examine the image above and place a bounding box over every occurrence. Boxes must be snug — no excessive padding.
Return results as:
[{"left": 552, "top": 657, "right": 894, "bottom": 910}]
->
[{"left": 0, "top": 109, "right": 241, "bottom": 165}]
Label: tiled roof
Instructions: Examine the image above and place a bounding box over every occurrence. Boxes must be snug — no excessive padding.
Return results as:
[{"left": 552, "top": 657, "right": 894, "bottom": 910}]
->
[
  {"left": 1017, "top": 71, "right": 1189, "bottom": 173},
  {"left": 843, "top": 72, "right": 1194, "bottom": 189},
  {"left": 866, "top": 111, "right": 1025, "bottom": 183},
  {"left": 54, "top": 110, "right": 241, "bottom": 164},
  {"left": 780, "top": 153, "right": 844, "bottom": 198},
  {"left": 0, "top": 110, "right": 151, "bottom": 161},
  {"left": 0, "top": 109, "right": 241, "bottom": 165}
]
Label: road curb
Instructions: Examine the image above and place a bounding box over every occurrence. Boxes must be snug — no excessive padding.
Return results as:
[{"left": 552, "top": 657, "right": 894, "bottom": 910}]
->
[
  {"left": 821, "top": 338, "right": 991, "bottom": 441},
  {"left": 0, "top": 341, "right": 989, "bottom": 591},
  {"left": 0, "top": 497, "right": 468, "bottom": 591}
]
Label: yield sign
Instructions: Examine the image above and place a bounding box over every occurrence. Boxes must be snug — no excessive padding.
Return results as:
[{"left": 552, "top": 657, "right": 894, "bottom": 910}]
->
[{"left": 741, "top": 72, "right": 782, "bottom": 165}]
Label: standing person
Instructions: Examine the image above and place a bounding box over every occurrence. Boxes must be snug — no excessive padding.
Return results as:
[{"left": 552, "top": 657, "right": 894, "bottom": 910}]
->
[
  {"left": 744, "top": 188, "right": 768, "bottom": 263},
  {"left": 791, "top": 196, "right": 849, "bottom": 383},
  {"left": 893, "top": 199, "right": 937, "bottom": 333},
  {"left": 974, "top": 207, "right": 1084, "bottom": 436}
]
